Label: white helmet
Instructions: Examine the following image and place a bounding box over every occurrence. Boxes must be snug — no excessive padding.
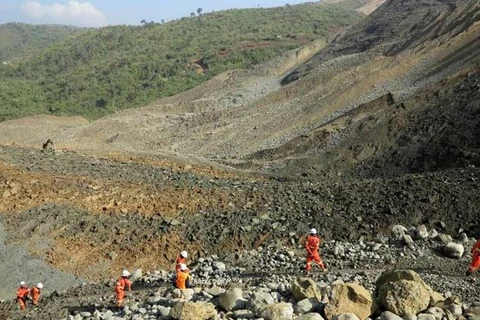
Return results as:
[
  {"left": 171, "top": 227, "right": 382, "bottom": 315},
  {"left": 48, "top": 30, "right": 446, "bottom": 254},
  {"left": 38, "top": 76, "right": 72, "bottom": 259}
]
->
[
  {"left": 180, "top": 251, "right": 188, "bottom": 258},
  {"left": 179, "top": 263, "right": 188, "bottom": 271},
  {"left": 36, "top": 283, "right": 43, "bottom": 289},
  {"left": 310, "top": 228, "right": 317, "bottom": 235},
  {"left": 122, "top": 270, "right": 130, "bottom": 277},
  {"left": 20, "top": 281, "right": 26, "bottom": 287}
]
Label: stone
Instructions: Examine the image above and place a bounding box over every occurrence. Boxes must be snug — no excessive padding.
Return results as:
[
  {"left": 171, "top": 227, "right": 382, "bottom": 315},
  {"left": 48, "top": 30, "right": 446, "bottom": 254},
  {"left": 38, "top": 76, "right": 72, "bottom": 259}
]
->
[
  {"left": 173, "top": 288, "right": 195, "bottom": 301},
  {"left": 403, "top": 314, "right": 417, "bottom": 320},
  {"left": 292, "top": 278, "right": 323, "bottom": 302},
  {"left": 295, "top": 298, "right": 320, "bottom": 314},
  {"left": 247, "top": 291, "right": 275, "bottom": 316},
  {"left": 416, "top": 314, "right": 436, "bottom": 320},
  {"left": 205, "top": 286, "right": 225, "bottom": 296},
  {"left": 443, "top": 243, "right": 464, "bottom": 259},
  {"left": 132, "top": 269, "right": 143, "bottom": 280},
  {"left": 218, "top": 287, "right": 244, "bottom": 311},
  {"left": 170, "top": 301, "right": 217, "bottom": 320},
  {"left": 434, "top": 234, "right": 452, "bottom": 244},
  {"left": 415, "top": 225, "right": 429, "bottom": 240},
  {"left": 378, "top": 280, "right": 431, "bottom": 316},
  {"left": 333, "top": 245, "right": 345, "bottom": 257},
  {"left": 380, "top": 311, "right": 403, "bottom": 320},
  {"left": 233, "top": 309, "right": 255, "bottom": 319},
  {"left": 157, "top": 306, "right": 171, "bottom": 317},
  {"left": 331, "top": 313, "right": 360, "bottom": 320},
  {"left": 425, "top": 307, "right": 445, "bottom": 320},
  {"left": 260, "top": 302, "right": 294, "bottom": 320},
  {"left": 392, "top": 225, "right": 408, "bottom": 239},
  {"left": 403, "top": 235, "right": 415, "bottom": 249},
  {"left": 295, "top": 313, "right": 325, "bottom": 320},
  {"left": 214, "top": 262, "right": 226, "bottom": 272},
  {"left": 324, "top": 283, "right": 375, "bottom": 320}
]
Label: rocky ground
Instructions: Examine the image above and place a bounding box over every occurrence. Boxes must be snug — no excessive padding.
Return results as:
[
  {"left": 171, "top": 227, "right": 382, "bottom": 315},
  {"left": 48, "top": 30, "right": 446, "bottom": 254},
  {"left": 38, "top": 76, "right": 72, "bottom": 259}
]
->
[{"left": 0, "top": 224, "right": 479, "bottom": 320}]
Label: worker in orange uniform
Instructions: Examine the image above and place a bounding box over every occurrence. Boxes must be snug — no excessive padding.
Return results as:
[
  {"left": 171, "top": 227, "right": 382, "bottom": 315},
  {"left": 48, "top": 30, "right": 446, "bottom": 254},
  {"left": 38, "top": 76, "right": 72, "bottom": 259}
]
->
[
  {"left": 176, "top": 251, "right": 188, "bottom": 272},
  {"left": 467, "top": 238, "right": 480, "bottom": 276},
  {"left": 175, "top": 263, "right": 191, "bottom": 289},
  {"left": 30, "top": 283, "right": 43, "bottom": 306},
  {"left": 305, "top": 228, "right": 326, "bottom": 274},
  {"left": 16, "top": 281, "right": 30, "bottom": 311},
  {"left": 115, "top": 270, "right": 132, "bottom": 307}
]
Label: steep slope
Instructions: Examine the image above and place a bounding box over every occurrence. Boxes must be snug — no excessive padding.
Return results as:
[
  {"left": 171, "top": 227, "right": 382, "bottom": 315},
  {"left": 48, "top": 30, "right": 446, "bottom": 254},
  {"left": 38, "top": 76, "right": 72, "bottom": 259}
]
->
[{"left": 0, "top": 2, "right": 363, "bottom": 122}]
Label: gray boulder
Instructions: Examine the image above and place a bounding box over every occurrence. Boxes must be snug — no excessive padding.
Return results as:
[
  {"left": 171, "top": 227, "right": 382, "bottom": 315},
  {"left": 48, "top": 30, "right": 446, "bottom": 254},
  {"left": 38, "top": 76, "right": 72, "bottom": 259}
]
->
[
  {"left": 443, "top": 243, "right": 464, "bottom": 259},
  {"left": 218, "top": 287, "right": 245, "bottom": 311},
  {"left": 295, "top": 298, "right": 320, "bottom": 314},
  {"left": 295, "top": 313, "right": 324, "bottom": 320},
  {"left": 247, "top": 291, "right": 275, "bottom": 316}
]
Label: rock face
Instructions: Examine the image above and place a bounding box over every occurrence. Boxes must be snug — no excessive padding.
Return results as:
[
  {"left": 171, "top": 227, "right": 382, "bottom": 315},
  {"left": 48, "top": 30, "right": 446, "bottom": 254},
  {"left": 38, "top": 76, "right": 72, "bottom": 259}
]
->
[
  {"left": 260, "top": 302, "right": 294, "bottom": 320},
  {"left": 375, "top": 270, "right": 442, "bottom": 316},
  {"left": 325, "top": 283, "right": 376, "bottom": 320},
  {"left": 170, "top": 301, "right": 217, "bottom": 320},
  {"left": 217, "top": 287, "right": 244, "bottom": 311},
  {"left": 292, "top": 278, "right": 323, "bottom": 302},
  {"left": 443, "top": 243, "right": 464, "bottom": 258}
]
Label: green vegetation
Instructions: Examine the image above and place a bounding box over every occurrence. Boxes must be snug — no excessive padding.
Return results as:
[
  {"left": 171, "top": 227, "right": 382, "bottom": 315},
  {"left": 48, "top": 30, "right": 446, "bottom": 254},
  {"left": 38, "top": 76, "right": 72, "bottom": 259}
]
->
[
  {"left": 0, "top": 23, "right": 84, "bottom": 63},
  {"left": 0, "top": 3, "right": 364, "bottom": 121}
]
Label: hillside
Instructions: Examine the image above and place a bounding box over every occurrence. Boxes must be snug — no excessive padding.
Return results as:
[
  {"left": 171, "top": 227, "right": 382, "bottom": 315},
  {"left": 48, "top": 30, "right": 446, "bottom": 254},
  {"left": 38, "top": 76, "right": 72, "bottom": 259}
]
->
[
  {"left": 0, "top": 23, "right": 83, "bottom": 64},
  {"left": 0, "top": 2, "right": 364, "bottom": 122}
]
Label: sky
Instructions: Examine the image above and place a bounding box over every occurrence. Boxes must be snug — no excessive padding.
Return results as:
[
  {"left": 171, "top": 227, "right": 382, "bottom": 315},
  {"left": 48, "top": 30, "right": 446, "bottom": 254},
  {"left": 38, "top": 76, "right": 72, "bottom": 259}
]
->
[{"left": 0, "top": 0, "right": 312, "bottom": 27}]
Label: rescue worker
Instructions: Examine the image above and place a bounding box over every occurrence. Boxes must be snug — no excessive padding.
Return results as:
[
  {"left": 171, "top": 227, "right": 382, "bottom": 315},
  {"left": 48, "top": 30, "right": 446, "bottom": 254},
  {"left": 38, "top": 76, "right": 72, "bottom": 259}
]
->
[
  {"left": 467, "top": 238, "right": 480, "bottom": 276},
  {"left": 305, "top": 228, "right": 326, "bottom": 274},
  {"left": 175, "top": 263, "right": 191, "bottom": 290},
  {"left": 176, "top": 251, "right": 188, "bottom": 272},
  {"left": 16, "top": 281, "right": 30, "bottom": 311},
  {"left": 30, "top": 283, "right": 43, "bottom": 306},
  {"left": 115, "top": 270, "right": 132, "bottom": 307}
]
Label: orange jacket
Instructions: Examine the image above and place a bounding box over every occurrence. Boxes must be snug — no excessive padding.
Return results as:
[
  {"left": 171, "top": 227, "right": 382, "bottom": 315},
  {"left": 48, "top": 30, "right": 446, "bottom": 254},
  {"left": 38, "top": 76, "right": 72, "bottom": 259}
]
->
[
  {"left": 305, "top": 235, "right": 321, "bottom": 255},
  {"left": 472, "top": 239, "right": 480, "bottom": 256},
  {"left": 115, "top": 277, "right": 132, "bottom": 293},
  {"left": 30, "top": 287, "right": 40, "bottom": 303},
  {"left": 17, "top": 287, "right": 29, "bottom": 300},
  {"left": 175, "top": 270, "right": 190, "bottom": 290},
  {"left": 176, "top": 256, "right": 186, "bottom": 272}
]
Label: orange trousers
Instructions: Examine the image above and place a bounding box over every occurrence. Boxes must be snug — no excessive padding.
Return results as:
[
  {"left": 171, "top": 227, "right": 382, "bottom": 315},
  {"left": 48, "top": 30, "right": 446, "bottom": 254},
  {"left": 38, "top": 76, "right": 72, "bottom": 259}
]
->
[
  {"left": 17, "top": 298, "right": 26, "bottom": 310},
  {"left": 468, "top": 255, "right": 480, "bottom": 273},
  {"left": 116, "top": 291, "right": 125, "bottom": 307},
  {"left": 306, "top": 251, "right": 325, "bottom": 271}
]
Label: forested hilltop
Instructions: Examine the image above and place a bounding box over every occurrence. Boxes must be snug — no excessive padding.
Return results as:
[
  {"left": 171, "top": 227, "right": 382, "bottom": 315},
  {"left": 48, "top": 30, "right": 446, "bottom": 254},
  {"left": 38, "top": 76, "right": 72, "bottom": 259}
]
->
[
  {"left": 0, "top": 23, "right": 84, "bottom": 64},
  {"left": 0, "top": 2, "right": 364, "bottom": 121}
]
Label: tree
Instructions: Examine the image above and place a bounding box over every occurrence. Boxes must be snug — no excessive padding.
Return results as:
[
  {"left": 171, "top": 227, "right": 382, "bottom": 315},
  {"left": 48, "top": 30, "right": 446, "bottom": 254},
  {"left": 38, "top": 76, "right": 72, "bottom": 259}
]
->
[
  {"left": 190, "top": 12, "right": 195, "bottom": 18},
  {"left": 161, "top": 19, "right": 165, "bottom": 24},
  {"left": 197, "top": 8, "right": 203, "bottom": 16},
  {"left": 140, "top": 19, "right": 147, "bottom": 25}
]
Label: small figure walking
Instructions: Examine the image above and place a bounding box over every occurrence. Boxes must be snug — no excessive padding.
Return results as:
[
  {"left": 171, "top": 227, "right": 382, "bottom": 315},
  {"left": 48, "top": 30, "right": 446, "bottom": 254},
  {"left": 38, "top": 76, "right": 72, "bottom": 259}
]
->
[
  {"left": 16, "top": 281, "right": 29, "bottom": 311},
  {"left": 467, "top": 238, "right": 480, "bottom": 276},
  {"left": 30, "top": 283, "right": 43, "bottom": 306},
  {"left": 305, "top": 228, "right": 326, "bottom": 275},
  {"left": 115, "top": 270, "right": 132, "bottom": 307}
]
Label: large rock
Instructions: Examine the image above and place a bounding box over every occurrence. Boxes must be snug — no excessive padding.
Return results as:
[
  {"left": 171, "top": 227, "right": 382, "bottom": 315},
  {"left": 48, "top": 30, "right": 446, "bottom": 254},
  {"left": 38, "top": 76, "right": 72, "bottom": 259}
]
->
[
  {"left": 260, "top": 302, "right": 294, "bottom": 320},
  {"left": 378, "top": 280, "right": 431, "bottom": 316},
  {"left": 247, "top": 291, "right": 275, "bottom": 316},
  {"left": 415, "top": 225, "right": 429, "bottom": 240},
  {"left": 218, "top": 287, "right": 244, "bottom": 311},
  {"left": 375, "top": 270, "right": 444, "bottom": 317},
  {"left": 292, "top": 278, "right": 323, "bottom": 302},
  {"left": 295, "top": 313, "right": 324, "bottom": 320},
  {"left": 170, "top": 301, "right": 217, "bottom": 320},
  {"left": 443, "top": 243, "right": 464, "bottom": 259},
  {"left": 324, "top": 283, "right": 375, "bottom": 320}
]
